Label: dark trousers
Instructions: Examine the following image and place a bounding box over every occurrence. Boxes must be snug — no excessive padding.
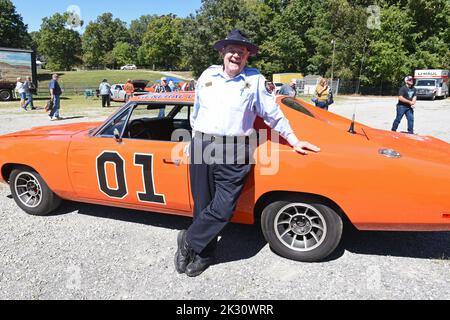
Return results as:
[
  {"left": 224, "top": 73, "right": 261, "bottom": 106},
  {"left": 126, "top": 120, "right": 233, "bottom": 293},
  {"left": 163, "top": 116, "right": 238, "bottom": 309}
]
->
[
  {"left": 392, "top": 104, "right": 414, "bottom": 133},
  {"left": 101, "top": 94, "right": 111, "bottom": 107},
  {"left": 186, "top": 136, "right": 253, "bottom": 257},
  {"left": 315, "top": 100, "right": 329, "bottom": 110}
]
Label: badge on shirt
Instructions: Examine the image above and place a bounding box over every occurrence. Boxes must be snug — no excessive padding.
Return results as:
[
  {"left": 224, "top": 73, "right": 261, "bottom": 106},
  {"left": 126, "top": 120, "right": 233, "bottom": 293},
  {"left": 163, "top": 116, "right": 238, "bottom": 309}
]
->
[{"left": 205, "top": 81, "right": 212, "bottom": 87}]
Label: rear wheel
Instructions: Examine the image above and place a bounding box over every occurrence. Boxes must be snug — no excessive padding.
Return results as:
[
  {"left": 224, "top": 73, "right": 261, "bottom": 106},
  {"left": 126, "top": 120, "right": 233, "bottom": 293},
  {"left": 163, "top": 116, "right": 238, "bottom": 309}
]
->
[
  {"left": 0, "top": 89, "right": 12, "bottom": 101},
  {"left": 9, "top": 167, "right": 62, "bottom": 216},
  {"left": 261, "top": 198, "right": 343, "bottom": 262}
]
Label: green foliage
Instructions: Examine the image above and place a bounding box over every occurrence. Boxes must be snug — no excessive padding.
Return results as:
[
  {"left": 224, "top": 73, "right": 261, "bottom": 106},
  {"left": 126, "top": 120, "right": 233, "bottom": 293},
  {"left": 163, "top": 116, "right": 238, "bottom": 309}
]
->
[
  {"left": 137, "top": 15, "right": 183, "bottom": 70},
  {"left": 82, "top": 13, "right": 129, "bottom": 67},
  {"left": 0, "top": 0, "right": 31, "bottom": 48},
  {"left": 129, "top": 15, "right": 157, "bottom": 48},
  {"left": 16, "top": 0, "right": 450, "bottom": 87},
  {"left": 35, "top": 13, "right": 82, "bottom": 71}
]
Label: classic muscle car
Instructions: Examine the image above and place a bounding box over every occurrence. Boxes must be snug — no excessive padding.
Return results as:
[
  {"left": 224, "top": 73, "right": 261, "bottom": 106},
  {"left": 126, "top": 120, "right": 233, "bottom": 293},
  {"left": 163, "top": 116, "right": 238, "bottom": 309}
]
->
[{"left": 1, "top": 91, "right": 449, "bottom": 262}]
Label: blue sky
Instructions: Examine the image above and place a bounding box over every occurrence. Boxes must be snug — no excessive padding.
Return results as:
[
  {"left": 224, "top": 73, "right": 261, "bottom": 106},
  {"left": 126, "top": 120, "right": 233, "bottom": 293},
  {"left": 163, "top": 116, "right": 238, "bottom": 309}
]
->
[{"left": 12, "top": 0, "right": 202, "bottom": 32}]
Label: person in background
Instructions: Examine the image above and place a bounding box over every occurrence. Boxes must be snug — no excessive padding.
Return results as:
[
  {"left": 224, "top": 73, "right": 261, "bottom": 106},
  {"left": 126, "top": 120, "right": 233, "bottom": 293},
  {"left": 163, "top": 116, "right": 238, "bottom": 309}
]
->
[
  {"left": 99, "top": 79, "right": 111, "bottom": 108},
  {"left": 15, "top": 77, "right": 26, "bottom": 110},
  {"left": 313, "top": 78, "right": 330, "bottom": 110},
  {"left": 278, "top": 79, "right": 297, "bottom": 97},
  {"left": 124, "top": 79, "right": 134, "bottom": 102},
  {"left": 48, "top": 73, "right": 62, "bottom": 120},
  {"left": 156, "top": 77, "right": 171, "bottom": 93},
  {"left": 391, "top": 75, "right": 417, "bottom": 134},
  {"left": 168, "top": 80, "right": 175, "bottom": 92},
  {"left": 23, "top": 76, "right": 36, "bottom": 110},
  {"left": 156, "top": 77, "right": 172, "bottom": 117}
]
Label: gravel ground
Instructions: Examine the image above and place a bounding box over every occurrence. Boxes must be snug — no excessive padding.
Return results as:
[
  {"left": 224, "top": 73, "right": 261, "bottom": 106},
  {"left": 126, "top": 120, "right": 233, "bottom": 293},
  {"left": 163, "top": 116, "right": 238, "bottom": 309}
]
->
[{"left": 0, "top": 96, "right": 449, "bottom": 300}]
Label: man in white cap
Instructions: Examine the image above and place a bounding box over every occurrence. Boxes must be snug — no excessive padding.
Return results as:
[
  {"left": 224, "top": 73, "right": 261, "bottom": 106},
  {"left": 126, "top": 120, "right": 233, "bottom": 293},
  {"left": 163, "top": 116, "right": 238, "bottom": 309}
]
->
[
  {"left": 391, "top": 75, "right": 417, "bottom": 134},
  {"left": 174, "top": 29, "right": 320, "bottom": 277},
  {"left": 278, "top": 78, "right": 297, "bottom": 97}
]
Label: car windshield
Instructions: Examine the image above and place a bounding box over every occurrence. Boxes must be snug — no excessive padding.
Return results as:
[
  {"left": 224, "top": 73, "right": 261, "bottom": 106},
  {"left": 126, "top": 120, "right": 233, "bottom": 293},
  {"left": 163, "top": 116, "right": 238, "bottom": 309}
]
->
[
  {"left": 281, "top": 98, "right": 315, "bottom": 118},
  {"left": 416, "top": 80, "right": 436, "bottom": 86}
]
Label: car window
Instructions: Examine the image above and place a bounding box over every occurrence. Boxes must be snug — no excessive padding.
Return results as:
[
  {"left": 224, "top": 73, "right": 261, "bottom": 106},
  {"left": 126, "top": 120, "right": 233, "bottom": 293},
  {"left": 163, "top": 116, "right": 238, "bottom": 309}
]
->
[
  {"left": 125, "top": 104, "right": 179, "bottom": 141},
  {"left": 281, "top": 97, "right": 315, "bottom": 118},
  {"left": 98, "top": 109, "right": 130, "bottom": 137}
]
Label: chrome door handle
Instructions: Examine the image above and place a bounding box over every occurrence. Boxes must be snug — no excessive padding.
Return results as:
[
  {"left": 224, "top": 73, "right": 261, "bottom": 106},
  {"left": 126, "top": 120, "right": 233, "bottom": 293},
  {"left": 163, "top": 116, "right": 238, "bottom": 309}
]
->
[{"left": 163, "top": 158, "right": 181, "bottom": 166}]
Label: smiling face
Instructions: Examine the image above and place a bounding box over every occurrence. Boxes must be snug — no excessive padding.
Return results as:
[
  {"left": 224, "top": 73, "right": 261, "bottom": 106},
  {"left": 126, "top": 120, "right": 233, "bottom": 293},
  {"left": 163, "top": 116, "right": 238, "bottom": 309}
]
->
[{"left": 222, "top": 44, "right": 250, "bottom": 78}]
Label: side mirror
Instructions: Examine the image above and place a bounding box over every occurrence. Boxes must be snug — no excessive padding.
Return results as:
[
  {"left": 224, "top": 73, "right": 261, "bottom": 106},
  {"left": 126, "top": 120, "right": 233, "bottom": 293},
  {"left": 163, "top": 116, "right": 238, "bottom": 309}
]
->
[{"left": 113, "top": 128, "right": 122, "bottom": 143}]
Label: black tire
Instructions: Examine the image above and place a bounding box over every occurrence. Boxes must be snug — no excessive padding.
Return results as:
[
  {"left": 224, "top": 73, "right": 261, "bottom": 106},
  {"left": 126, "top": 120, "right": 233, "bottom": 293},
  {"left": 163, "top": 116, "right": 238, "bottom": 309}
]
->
[
  {"left": 9, "top": 167, "right": 62, "bottom": 216},
  {"left": 431, "top": 94, "right": 436, "bottom": 101},
  {"left": 261, "top": 198, "right": 343, "bottom": 262},
  {"left": 0, "top": 89, "right": 12, "bottom": 101}
]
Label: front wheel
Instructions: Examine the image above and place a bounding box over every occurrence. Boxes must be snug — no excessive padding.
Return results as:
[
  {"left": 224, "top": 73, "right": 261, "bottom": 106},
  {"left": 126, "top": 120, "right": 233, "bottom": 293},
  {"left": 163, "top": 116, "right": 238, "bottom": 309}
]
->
[
  {"left": 9, "top": 167, "right": 62, "bottom": 216},
  {"left": 261, "top": 199, "right": 343, "bottom": 262}
]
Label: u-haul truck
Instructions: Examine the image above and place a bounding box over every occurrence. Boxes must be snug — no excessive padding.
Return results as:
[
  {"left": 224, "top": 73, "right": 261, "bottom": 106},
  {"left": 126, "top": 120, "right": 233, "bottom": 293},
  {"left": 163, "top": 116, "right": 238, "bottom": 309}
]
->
[{"left": 414, "top": 69, "right": 449, "bottom": 100}]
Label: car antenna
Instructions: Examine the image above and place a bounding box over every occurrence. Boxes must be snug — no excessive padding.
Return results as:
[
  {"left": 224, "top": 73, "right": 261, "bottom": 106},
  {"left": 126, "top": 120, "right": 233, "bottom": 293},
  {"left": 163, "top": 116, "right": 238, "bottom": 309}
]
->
[{"left": 348, "top": 105, "right": 356, "bottom": 134}]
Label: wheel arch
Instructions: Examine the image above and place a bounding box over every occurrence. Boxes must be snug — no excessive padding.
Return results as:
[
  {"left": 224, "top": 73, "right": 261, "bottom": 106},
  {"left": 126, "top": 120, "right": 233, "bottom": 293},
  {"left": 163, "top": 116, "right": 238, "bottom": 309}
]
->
[
  {"left": 253, "top": 191, "right": 353, "bottom": 226},
  {"left": 1, "top": 163, "right": 38, "bottom": 183}
]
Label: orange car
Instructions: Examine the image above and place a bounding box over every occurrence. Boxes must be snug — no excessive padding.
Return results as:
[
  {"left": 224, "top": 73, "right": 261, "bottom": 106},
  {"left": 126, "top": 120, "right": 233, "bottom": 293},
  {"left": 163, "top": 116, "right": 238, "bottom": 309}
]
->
[{"left": 1, "top": 92, "right": 449, "bottom": 262}]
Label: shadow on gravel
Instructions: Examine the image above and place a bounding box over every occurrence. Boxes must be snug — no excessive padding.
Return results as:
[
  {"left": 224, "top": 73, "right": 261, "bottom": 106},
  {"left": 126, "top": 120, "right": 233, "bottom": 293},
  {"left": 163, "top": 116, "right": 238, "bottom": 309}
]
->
[
  {"left": 340, "top": 225, "right": 450, "bottom": 260},
  {"left": 55, "top": 201, "right": 267, "bottom": 264},
  {"left": 49, "top": 201, "right": 450, "bottom": 263}
]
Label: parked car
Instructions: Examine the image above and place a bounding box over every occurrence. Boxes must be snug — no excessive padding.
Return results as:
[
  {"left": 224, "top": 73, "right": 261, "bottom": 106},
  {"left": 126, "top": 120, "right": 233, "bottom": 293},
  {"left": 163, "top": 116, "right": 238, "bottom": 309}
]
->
[
  {"left": 110, "top": 80, "right": 149, "bottom": 102},
  {"left": 0, "top": 92, "right": 449, "bottom": 262},
  {"left": 120, "top": 64, "right": 137, "bottom": 70}
]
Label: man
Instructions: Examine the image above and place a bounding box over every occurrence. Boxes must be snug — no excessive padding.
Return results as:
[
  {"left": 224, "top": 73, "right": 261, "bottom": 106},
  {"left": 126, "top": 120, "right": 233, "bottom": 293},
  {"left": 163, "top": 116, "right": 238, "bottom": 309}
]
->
[
  {"left": 23, "top": 76, "right": 36, "bottom": 110},
  {"left": 156, "top": 77, "right": 171, "bottom": 117},
  {"left": 156, "top": 77, "right": 171, "bottom": 93},
  {"left": 278, "top": 79, "right": 297, "bottom": 97},
  {"left": 99, "top": 79, "right": 111, "bottom": 108},
  {"left": 124, "top": 79, "right": 134, "bottom": 102},
  {"left": 391, "top": 75, "right": 417, "bottom": 134},
  {"left": 175, "top": 30, "right": 320, "bottom": 277},
  {"left": 48, "top": 74, "right": 62, "bottom": 120}
]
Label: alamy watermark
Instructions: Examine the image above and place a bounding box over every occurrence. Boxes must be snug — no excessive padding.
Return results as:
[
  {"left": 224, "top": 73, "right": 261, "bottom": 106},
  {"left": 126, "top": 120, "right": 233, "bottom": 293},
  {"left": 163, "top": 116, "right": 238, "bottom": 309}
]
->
[
  {"left": 367, "top": 5, "right": 381, "bottom": 30},
  {"left": 66, "top": 5, "right": 82, "bottom": 29},
  {"left": 170, "top": 129, "right": 284, "bottom": 175}
]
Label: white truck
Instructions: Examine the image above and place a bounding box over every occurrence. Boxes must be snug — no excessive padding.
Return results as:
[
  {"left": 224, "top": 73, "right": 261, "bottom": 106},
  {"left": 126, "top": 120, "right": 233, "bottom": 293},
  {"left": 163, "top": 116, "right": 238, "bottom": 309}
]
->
[{"left": 414, "top": 69, "right": 449, "bottom": 100}]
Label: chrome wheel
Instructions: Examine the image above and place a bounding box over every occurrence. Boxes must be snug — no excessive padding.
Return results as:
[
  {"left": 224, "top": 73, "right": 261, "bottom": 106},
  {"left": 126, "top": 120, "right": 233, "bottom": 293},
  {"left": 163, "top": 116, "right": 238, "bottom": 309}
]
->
[
  {"left": 14, "top": 172, "right": 43, "bottom": 208},
  {"left": 274, "top": 203, "right": 327, "bottom": 252}
]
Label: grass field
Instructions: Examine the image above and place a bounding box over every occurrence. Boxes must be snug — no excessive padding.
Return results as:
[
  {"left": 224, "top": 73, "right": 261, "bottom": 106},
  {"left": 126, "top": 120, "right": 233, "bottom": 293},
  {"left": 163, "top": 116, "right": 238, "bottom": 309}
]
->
[
  {"left": 0, "top": 94, "right": 124, "bottom": 118},
  {"left": 36, "top": 70, "right": 191, "bottom": 94}
]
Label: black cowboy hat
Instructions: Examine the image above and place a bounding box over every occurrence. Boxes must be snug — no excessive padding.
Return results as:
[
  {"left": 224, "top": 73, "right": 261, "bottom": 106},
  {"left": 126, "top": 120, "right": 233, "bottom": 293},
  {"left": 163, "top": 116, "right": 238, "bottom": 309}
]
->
[{"left": 213, "top": 29, "right": 259, "bottom": 56}]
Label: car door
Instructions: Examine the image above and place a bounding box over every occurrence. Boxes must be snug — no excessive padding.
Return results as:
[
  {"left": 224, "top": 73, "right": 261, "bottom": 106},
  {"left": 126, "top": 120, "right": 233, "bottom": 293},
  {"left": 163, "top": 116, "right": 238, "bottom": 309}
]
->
[{"left": 67, "top": 104, "right": 191, "bottom": 214}]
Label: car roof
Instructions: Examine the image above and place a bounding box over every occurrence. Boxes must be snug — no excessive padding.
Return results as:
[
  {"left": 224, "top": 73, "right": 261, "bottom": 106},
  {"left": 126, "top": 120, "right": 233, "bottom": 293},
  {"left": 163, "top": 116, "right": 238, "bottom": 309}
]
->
[{"left": 129, "top": 91, "right": 195, "bottom": 104}]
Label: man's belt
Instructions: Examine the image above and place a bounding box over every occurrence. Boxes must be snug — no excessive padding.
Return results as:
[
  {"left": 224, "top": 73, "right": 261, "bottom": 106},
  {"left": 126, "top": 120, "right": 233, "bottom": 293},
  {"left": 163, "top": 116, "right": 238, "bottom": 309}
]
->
[{"left": 194, "top": 132, "right": 250, "bottom": 144}]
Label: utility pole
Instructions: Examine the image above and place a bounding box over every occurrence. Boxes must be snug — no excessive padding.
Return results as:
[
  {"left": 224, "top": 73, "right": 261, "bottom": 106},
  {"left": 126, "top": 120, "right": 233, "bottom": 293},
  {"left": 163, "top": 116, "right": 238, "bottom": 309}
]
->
[{"left": 331, "top": 39, "right": 336, "bottom": 92}]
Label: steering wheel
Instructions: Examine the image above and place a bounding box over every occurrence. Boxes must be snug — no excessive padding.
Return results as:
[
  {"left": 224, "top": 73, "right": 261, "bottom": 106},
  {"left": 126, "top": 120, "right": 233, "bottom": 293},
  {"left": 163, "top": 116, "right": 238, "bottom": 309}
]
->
[{"left": 129, "top": 119, "right": 152, "bottom": 139}]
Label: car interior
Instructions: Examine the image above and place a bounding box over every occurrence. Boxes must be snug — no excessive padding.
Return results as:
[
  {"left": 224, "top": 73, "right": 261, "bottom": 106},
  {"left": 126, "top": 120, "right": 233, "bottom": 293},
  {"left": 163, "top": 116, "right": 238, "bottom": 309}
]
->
[{"left": 98, "top": 103, "right": 192, "bottom": 142}]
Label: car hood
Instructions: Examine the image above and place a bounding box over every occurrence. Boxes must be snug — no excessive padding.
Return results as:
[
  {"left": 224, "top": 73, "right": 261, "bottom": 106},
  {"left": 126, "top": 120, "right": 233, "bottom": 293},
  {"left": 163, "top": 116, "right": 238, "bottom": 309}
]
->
[
  {"left": 0, "top": 122, "right": 101, "bottom": 138},
  {"left": 362, "top": 126, "right": 450, "bottom": 164}
]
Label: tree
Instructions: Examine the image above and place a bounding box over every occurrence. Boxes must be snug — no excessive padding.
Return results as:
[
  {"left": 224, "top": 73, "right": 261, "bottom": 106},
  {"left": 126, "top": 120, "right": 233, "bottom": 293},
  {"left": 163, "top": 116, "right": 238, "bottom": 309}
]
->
[
  {"left": 137, "top": 15, "right": 183, "bottom": 70},
  {"left": 36, "top": 12, "right": 83, "bottom": 71},
  {"left": 82, "top": 13, "right": 129, "bottom": 67},
  {"left": 129, "top": 15, "right": 157, "bottom": 48},
  {"left": 181, "top": 0, "right": 273, "bottom": 77},
  {"left": 0, "top": 0, "right": 31, "bottom": 48},
  {"left": 111, "top": 42, "right": 136, "bottom": 67},
  {"left": 364, "top": 4, "right": 415, "bottom": 85}
]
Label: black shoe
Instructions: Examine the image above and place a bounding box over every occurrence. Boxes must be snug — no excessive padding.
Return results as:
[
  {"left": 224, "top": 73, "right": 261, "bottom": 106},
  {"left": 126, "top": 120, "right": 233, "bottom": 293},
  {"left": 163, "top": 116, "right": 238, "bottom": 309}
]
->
[
  {"left": 185, "top": 254, "right": 214, "bottom": 277},
  {"left": 174, "top": 230, "right": 194, "bottom": 274}
]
